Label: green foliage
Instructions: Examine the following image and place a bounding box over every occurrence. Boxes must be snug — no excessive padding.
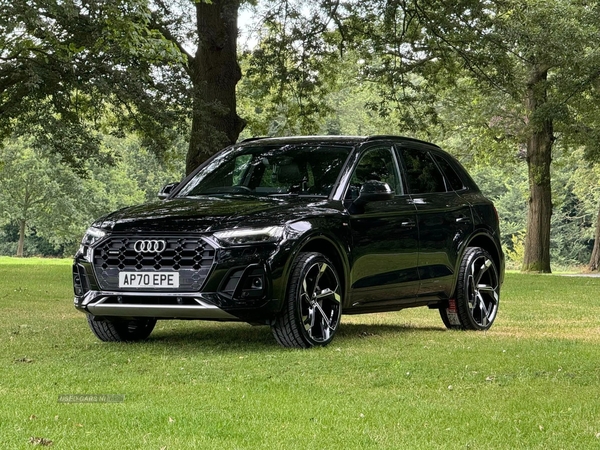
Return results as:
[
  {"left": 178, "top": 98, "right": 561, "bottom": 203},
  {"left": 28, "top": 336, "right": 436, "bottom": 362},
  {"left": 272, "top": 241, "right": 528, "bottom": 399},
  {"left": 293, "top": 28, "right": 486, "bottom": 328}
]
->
[
  {"left": 0, "top": 224, "right": 66, "bottom": 258},
  {"left": 0, "top": 136, "right": 89, "bottom": 254},
  {"left": 0, "top": 133, "right": 185, "bottom": 256},
  {"left": 549, "top": 147, "right": 599, "bottom": 267},
  {"left": 239, "top": 1, "right": 342, "bottom": 137},
  {"left": 323, "top": 73, "right": 402, "bottom": 136},
  {"left": 335, "top": 1, "right": 457, "bottom": 135},
  {"left": 2, "top": 0, "right": 600, "bottom": 267},
  {"left": 0, "top": 0, "right": 188, "bottom": 168},
  {"left": 467, "top": 163, "right": 528, "bottom": 268},
  {"left": 321, "top": 0, "right": 600, "bottom": 272},
  {"left": 505, "top": 232, "right": 525, "bottom": 267},
  {"left": 464, "top": 143, "right": 599, "bottom": 270}
]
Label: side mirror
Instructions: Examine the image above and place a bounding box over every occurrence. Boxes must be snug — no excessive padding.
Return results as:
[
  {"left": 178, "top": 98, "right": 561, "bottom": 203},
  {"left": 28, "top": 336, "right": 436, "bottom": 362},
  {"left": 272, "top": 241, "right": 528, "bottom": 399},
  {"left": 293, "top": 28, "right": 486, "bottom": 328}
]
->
[
  {"left": 354, "top": 180, "right": 394, "bottom": 207},
  {"left": 158, "top": 182, "right": 179, "bottom": 200}
]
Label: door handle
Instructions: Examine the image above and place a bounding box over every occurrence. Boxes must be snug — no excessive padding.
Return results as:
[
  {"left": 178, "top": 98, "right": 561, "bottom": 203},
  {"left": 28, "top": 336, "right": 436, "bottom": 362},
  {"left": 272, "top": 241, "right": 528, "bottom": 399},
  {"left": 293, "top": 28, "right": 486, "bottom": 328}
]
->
[
  {"left": 401, "top": 220, "right": 416, "bottom": 228},
  {"left": 455, "top": 215, "right": 471, "bottom": 223}
]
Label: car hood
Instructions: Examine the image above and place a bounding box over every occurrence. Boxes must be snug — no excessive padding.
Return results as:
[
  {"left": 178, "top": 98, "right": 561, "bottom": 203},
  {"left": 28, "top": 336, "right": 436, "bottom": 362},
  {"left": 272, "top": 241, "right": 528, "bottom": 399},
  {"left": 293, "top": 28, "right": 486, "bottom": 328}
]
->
[{"left": 101, "top": 196, "right": 339, "bottom": 234}]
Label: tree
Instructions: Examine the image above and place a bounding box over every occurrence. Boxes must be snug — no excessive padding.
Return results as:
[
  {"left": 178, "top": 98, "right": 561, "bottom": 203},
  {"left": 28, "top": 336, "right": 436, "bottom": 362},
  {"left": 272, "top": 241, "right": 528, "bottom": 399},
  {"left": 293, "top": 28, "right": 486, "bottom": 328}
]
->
[
  {"left": 0, "top": 0, "right": 252, "bottom": 175},
  {"left": 148, "top": 0, "right": 246, "bottom": 173},
  {"left": 589, "top": 203, "right": 600, "bottom": 270},
  {"left": 0, "top": 138, "right": 89, "bottom": 256},
  {"left": 5, "top": 0, "right": 600, "bottom": 269},
  {"left": 0, "top": 0, "right": 190, "bottom": 170},
  {"left": 0, "top": 132, "right": 184, "bottom": 256},
  {"left": 567, "top": 83, "right": 600, "bottom": 270}
]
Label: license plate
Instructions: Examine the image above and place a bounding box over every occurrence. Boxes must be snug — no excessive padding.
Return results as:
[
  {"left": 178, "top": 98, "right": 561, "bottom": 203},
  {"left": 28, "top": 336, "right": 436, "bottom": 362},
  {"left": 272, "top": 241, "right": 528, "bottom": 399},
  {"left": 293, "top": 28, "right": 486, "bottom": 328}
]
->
[{"left": 118, "top": 272, "right": 180, "bottom": 288}]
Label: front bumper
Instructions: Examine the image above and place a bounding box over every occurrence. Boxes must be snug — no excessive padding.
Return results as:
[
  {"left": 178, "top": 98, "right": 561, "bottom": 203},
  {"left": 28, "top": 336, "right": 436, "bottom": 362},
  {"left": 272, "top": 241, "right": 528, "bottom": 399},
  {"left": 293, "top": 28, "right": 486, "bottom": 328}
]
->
[
  {"left": 73, "top": 235, "right": 291, "bottom": 323},
  {"left": 76, "top": 290, "right": 239, "bottom": 320}
]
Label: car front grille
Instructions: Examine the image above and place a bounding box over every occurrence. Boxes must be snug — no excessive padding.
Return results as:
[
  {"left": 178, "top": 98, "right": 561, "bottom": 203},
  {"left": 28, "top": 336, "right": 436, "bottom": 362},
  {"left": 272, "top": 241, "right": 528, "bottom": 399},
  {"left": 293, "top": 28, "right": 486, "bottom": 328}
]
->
[{"left": 91, "top": 235, "right": 215, "bottom": 291}]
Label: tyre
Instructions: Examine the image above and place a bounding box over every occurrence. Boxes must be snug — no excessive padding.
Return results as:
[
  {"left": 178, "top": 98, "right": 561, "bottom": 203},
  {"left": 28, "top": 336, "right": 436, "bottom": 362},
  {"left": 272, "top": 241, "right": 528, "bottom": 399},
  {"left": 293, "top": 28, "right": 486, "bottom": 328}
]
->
[
  {"left": 440, "top": 247, "right": 499, "bottom": 330},
  {"left": 87, "top": 315, "right": 157, "bottom": 342},
  {"left": 271, "top": 252, "right": 342, "bottom": 348}
]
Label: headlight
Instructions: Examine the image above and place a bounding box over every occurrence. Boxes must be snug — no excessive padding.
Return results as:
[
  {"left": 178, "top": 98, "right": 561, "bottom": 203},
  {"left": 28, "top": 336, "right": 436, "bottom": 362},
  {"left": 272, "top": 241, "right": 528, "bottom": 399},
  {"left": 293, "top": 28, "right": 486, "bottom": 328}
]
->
[
  {"left": 213, "top": 226, "right": 284, "bottom": 246},
  {"left": 78, "top": 226, "right": 108, "bottom": 259},
  {"left": 81, "top": 226, "right": 107, "bottom": 246}
]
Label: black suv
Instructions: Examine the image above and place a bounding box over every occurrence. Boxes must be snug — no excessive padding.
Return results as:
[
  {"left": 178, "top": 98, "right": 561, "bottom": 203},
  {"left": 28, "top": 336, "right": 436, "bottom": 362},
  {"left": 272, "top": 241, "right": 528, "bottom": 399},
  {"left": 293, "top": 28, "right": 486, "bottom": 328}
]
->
[{"left": 73, "top": 135, "right": 504, "bottom": 348}]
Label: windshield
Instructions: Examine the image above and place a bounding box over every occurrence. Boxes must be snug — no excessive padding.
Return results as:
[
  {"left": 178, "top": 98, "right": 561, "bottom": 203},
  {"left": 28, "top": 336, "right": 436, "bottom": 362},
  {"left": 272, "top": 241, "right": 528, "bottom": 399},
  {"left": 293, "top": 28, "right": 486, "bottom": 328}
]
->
[{"left": 176, "top": 144, "right": 352, "bottom": 198}]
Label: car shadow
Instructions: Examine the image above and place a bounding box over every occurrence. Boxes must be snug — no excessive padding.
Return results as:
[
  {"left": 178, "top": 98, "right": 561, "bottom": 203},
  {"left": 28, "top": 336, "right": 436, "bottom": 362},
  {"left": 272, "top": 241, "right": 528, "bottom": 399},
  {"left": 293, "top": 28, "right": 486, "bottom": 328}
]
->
[
  {"left": 148, "top": 322, "right": 278, "bottom": 350},
  {"left": 144, "top": 321, "right": 446, "bottom": 351},
  {"left": 337, "top": 322, "right": 446, "bottom": 340}
]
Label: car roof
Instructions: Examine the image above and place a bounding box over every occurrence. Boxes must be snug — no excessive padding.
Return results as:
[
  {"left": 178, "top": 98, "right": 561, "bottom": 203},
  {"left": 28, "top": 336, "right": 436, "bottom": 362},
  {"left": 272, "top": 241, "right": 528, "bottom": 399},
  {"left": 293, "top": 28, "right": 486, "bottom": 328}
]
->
[{"left": 238, "top": 135, "right": 441, "bottom": 149}]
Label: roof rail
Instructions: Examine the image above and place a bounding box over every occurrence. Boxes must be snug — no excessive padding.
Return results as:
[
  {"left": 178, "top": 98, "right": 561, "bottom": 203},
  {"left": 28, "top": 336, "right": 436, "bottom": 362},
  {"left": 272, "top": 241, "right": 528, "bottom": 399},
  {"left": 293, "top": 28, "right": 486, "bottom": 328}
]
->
[
  {"left": 365, "top": 135, "right": 441, "bottom": 148},
  {"left": 239, "top": 136, "right": 267, "bottom": 143}
]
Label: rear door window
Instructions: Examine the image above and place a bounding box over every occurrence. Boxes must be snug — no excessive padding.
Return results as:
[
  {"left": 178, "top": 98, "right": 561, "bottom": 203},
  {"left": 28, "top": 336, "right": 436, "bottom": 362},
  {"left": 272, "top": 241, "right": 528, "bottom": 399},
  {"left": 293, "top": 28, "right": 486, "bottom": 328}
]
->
[{"left": 401, "top": 149, "right": 447, "bottom": 194}]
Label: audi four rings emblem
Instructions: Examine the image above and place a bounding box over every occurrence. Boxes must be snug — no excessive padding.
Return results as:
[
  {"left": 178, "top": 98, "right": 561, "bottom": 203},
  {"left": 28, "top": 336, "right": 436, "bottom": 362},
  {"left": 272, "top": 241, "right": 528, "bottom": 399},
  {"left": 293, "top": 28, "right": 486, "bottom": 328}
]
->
[{"left": 134, "top": 240, "right": 167, "bottom": 253}]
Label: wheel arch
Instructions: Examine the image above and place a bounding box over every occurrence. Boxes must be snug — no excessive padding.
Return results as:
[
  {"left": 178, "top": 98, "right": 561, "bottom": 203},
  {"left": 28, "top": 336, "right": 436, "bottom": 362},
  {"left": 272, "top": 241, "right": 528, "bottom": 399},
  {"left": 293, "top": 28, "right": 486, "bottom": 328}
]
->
[
  {"left": 277, "top": 233, "right": 350, "bottom": 308},
  {"left": 466, "top": 232, "right": 503, "bottom": 281},
  {"left": 300, "top": 237, "right": 348, "bottom": 296},
  {"left": 446, "top": 230, "right": 504, "bottom": 307}
]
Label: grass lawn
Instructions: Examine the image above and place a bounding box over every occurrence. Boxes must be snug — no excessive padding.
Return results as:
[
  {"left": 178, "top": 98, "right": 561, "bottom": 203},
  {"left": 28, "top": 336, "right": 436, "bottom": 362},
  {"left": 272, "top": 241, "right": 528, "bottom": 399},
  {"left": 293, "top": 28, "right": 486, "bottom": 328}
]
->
[{"left": 1, "top": 259, "right": 599, "bottom": 449}]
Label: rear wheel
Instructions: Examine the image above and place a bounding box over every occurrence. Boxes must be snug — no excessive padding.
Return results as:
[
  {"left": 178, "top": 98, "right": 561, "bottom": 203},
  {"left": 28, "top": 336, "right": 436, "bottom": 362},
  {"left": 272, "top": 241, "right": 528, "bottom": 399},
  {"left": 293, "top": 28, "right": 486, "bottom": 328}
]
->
[
  {"left": 87, "top": 315, "right": 156, "bottom": 342},
  {"left": 271, "top": 252, "right": 342, "bottom": 348},
  {"left": 440, "top": 247, "right": 499, "bottom": 330}
]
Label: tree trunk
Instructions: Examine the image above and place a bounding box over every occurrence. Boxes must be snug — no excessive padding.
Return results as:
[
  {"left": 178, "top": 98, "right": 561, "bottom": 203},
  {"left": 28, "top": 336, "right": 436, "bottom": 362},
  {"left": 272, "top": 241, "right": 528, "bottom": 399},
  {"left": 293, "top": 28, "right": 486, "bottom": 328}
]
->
[
  {"left": 17, "top": 219, "right": 26, "bottom": 257},
  {"left": 589, "top": 203, "right": 600, "bottom": 271},
  {"left": 522, "top": 65, "right": 553, "bottom": 273},
  {"left": 186, "top": 0, "right": 246, "bottom": 175}
]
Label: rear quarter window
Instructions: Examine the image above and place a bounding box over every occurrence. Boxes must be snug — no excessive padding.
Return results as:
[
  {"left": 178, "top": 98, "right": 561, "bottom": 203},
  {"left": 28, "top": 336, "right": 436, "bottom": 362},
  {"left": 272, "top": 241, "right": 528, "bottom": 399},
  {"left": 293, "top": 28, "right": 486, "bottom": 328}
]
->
[
  {"left": 433, "top": 152, "right": 480, "bottom": 192},
  {"left": 433, "top": 154, "right": 466, "bottom": 191}
]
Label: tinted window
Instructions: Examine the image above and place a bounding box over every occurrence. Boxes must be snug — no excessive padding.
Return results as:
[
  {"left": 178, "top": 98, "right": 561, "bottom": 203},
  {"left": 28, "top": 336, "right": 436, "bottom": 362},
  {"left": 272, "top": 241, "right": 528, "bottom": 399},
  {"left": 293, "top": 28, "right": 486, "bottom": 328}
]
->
[
  {"left": 402, "top": 149, "right": 447, "bottom": 194},
  {"left": 346, "top": 147, "right": 402, "bottom": 200},
  {"left": 433, "top": 154, "right": 465, "bottom": 191}
]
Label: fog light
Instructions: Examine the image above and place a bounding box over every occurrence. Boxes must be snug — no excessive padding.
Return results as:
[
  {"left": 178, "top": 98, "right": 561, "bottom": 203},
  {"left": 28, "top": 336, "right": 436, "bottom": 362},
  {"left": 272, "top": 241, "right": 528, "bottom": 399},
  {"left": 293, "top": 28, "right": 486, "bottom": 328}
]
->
[
  {"left": 73, "top": 275, "right": 83, "bottom": 296},
  {"left": 251, "top": 277, "right": 263, "bottom": 289},
  {"left": 226, "top": 265, "right": 268, "bottom": 300},
  {"left": 73, "top": 265, "right": 90, "bottom": 296}
]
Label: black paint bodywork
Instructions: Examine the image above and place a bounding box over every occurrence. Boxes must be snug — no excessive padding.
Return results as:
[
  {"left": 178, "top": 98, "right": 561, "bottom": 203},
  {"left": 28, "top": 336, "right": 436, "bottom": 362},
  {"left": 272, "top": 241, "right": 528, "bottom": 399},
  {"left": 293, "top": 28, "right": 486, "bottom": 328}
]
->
[{"left": 73, "top": 136, "right": 504, "bottom": 324}]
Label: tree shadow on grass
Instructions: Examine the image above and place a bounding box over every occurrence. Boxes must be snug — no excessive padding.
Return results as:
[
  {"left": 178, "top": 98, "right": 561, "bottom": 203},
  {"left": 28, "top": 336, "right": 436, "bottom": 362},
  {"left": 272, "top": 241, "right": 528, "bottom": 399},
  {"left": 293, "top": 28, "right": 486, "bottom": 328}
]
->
[{"left": 144, "top": 320, "right": 447, "bottom": 352}]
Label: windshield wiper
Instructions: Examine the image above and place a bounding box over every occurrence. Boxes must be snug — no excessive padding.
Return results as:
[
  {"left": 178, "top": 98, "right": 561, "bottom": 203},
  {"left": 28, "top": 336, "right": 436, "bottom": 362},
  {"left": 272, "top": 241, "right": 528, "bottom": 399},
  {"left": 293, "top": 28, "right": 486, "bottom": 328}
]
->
[{"left": 268, "top": 192, "right": 327, "bottom": 198}]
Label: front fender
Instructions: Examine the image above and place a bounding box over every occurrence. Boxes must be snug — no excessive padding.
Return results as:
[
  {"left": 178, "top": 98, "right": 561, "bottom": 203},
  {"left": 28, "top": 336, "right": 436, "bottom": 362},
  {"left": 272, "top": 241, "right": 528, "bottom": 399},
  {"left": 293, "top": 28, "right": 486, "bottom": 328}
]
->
[{"left": 269, "top": 219, "right": 352, "bottom": 311}]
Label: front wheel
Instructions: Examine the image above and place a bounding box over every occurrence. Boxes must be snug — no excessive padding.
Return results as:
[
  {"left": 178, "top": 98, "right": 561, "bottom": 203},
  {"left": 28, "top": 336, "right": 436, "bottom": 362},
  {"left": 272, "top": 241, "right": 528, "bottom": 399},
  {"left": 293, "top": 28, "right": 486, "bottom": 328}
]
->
[
  {"left": 87, "top": 315, "right": 157, "bottom": 342},
  {"left": 440, "top": 247, "right": 499, "bottom": 330},
  {"left": 271, "top": 252, "right": 342, "bottom": 348}
]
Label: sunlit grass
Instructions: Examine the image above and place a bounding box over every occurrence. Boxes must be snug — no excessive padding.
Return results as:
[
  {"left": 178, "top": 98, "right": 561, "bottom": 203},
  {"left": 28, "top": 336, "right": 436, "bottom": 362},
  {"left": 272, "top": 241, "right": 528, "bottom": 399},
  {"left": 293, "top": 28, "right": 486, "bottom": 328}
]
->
[
  {"left": 0, "top": 256, "right": 71, "bottom": 265},
  {"left": 1, "top": 263, "right": 599, "bottom": 449}
]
